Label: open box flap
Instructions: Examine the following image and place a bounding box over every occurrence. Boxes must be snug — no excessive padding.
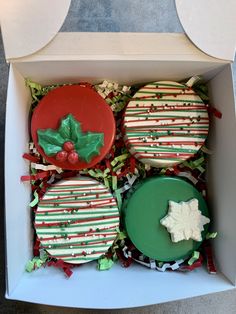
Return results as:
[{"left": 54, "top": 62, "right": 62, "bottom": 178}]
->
[
  {"left": 1, "top": 0, "right": 235, "bottom": 62},
  {"left": 176, "top": 0, "right": 236, "bottom": 61},
  {"left": 0, "top": 0, "right": 71, "bottom": 60}
]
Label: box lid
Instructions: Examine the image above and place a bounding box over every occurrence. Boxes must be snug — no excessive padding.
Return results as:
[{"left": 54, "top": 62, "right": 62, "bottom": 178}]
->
[
  {"left": 0, "top": 0, "right": 71, "bottom": 60},
  {"left": 175, "top": 0, "right": 236, "bottom": 61},
  {"left": 0, "top": 0, "right": 236, "bottom": 61}
]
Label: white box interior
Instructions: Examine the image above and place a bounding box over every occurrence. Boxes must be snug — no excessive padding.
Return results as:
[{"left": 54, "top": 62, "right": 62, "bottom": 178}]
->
[{"left": 4, "top": 57, "right": 236, "bottom": 309}]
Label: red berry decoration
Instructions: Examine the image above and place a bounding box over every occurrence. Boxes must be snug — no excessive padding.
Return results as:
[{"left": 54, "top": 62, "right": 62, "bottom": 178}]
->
[
  {"left": 68, "top": 151, "right": 79, "bottom": 164},
  {"left": 63, "top": 141, "right": 74, "bottom": 152},
  {"left": 56, "top": 150, "right": 68, "bottom": 162}
]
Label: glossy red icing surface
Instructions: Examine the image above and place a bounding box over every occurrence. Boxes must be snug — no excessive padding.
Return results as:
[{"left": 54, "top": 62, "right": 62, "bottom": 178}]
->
[{"left": 31, "top": 85, "right": 115, "bottom": 170}]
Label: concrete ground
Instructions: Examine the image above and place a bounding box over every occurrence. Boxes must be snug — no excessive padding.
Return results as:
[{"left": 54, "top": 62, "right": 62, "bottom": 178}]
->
[{"left": 1, "top": 1, "right": 236, "bottom": 313}]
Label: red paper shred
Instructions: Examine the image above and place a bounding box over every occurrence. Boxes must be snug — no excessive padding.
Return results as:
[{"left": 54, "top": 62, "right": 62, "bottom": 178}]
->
[
  {"left": 116, "top": 249, "right": 133, "bottom": 268},
  {"left": 207, "top": 106, "right": 222, "bottom": 119},
  {"left": 203, "top": 241, "right": 217, "bottom": 274},
  {"left": 60, "top": 171, "right": 78, "bottom": 179},
  {"left": 21, "top": 171, "right": 50, "bottom": 182},
  {"left": 21, "top": 175, "right": 35, "bottom": 182},
  {"left": 180, "top": 255, "right": 203, "bottom": 271},
  {"left": 129, "top": 156, "right": 136, "bottom": 173},
  {"left": 105, "top": 159, "right": 115, "bottom": 175},
  {"left": 117, "top": 168, "right": 130, "bottom": 179},
  {"left": 33, "top": 238, "right": 40, "bottom": 256},
  {"left": 47, "top": 259, "right": 74, "bottom": 277},
  {"left": 22, "top": 153, "right": 40, "bottom": 163}
]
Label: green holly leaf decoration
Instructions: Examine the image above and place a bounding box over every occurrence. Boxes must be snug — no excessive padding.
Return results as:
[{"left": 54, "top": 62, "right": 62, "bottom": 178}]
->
[
  {"left": 37, "top": 129, "right": 65, "bottom": 156},
  {"left": 58, "top": 114, "right": 82, "bottom": 142},
  {"left": 37, "top": 114, "right": 104, "bottom": 163},
  {"left": 75, "top": 132, "right": 104, "bottom": 163}
]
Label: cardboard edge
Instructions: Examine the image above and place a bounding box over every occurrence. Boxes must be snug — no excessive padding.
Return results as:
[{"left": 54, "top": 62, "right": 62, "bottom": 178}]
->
[
  {"left": 5, "top": 266, "right": 235, "bottom": 308},
  {"left": 4, "top": 65, "right": 14, "bottom": 298},
  {"left": 4, "top": 64, "right": 32, "bottom": 296},
  {"left": 207, "top": 63, "right": 236, "bottom": 285},
  {"left": 8, "top": 33, "right": 230, "bottom": 64}
]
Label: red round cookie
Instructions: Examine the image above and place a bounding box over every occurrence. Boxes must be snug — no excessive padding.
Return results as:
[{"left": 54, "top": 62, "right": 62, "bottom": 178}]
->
[{"left": 31, "top": 85, "right": 115, "bottom": 170}]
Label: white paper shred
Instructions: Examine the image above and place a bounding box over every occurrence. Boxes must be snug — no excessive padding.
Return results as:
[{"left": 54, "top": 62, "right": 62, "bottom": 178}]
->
[
  {"left": 31, "top": 162, "right": 63, "bottom": 173},
  {"left": 186, "top": 76, "right": 201, "bottom": 87}
]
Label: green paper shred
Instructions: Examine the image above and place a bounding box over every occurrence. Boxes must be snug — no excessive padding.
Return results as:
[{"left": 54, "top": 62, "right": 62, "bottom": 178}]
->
[
  {"left": 116, "top": 231, "right": 127, "bottom": 241},
  {"left": 160, "top": 168, "right": 167, "bottom": 175},
  {"left": 197, "top": 165, "right": 205, "bottom": 173},
  {"left": 206, "top": 232, "right": 218, "bottom": 240},
  {"left": 26, "top": 79, "right": 42, "bottom": 91},
  {"left": 26, "top": 79, "right": 59, "bottom": 108},
  {"left": 97, "top": 257, "right": 114, "bottom": 271},
  {"left": 104, "top": 177, "right": 110, "bottom": 188},
  {"left": 31, "top": 167, "right": 37, "bottom": 175},
  {"left": 104, "top": 168, "right": 111, "bottom": 176},
  {"left": 108, "top": 231, "right": 126, "bottom": 258},
  {"left": 88, "top": 169, "right": 98, "bottom": 178},
  {"left": 25, "top": 252, "right": 48, "bottom": 272},
  {"left": 192, "top": 157, "right": 205, "bottom": 168},
  {"left": 183, "top": 156, "right": 205, "bottom": 170},
  {"left": 111, "top": 154, "right": 129, "bottom": 167},
  {"left": 115, "top": 189, "right": 122, "bottom": 210},
  {"left": 29, "top": 191, "right": 39, "bottom": 207},
  {"left": 112, "top": 176, "right": 117, "bottom": 190},
  {"left": 192, "top": 83, "right": 209, "bottom": 102},
  {"left": 113, "top": 162, "right": 125, "bottom": 173},
  {"left": 188, "top": 251, "right": 200, "bottom": 266}
]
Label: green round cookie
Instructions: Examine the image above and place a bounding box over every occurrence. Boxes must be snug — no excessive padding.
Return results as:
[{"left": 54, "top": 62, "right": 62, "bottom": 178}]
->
[{"left": 123, "top": 176, "right": 209, "bottom": 261}]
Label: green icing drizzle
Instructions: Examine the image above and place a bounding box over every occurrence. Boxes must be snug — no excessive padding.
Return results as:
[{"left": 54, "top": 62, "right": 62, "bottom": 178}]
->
[
  {"left": 39, "top": 195, "right": 111, "bottom": 203},
  {"left": 148, "top": 82, "right": 186, "bottom": 88},
  {"left": 37, "top": 230, "right": 115, "bottom": 235},
  {"left": 126, "top": 132, "right": 206, "bottom": 138},
  {"left": 126, "top": 109, "right": 207, "bottom": 113},
  {"left": 48, "top": 184, "right": 100, "bottom": 189},
  {"left": 130, "top": 99, "right": 203, "bottom": 103},
  {"left": 48, "top": 244, "right": 110, "bottom": 252},
  {"left": 135, "top": 147, "right": 197, "bottom": 153},
  {"left": 36, "top": 209, "right": 118, "bottom": 217},
  {"left": 37, "top": 114, "right": 104, "bottom": 163},
  {"left": 36, "top": 214, "right": 118, "bottom": 222},
  {"left": 41, "top": 237, "right": 116, "bottom": 248},
  {"left": 37, "top": 219, "right": 119, "bottom": 229}
]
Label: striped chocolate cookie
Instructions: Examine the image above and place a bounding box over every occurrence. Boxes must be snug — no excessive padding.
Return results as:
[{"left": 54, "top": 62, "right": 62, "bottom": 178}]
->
[
  {"left": 35, "top": 176, "right": 120, "bottom": 264},
  {"left": 123, "top": 81, "right": 209, "bottom": 168}
]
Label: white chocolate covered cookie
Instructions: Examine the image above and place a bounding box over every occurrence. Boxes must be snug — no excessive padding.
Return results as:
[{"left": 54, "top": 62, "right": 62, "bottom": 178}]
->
[
  {"left": 35, "top": 177, "right": 120, "bottom": 264},
  {"left": 123, "top": 81, "right": 209, "bottom": 168}
]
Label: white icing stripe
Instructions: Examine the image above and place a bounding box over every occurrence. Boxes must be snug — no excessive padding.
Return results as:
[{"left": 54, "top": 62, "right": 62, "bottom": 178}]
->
[
  {"left": 39, "top": 199, "right": 117, "bottom": 207},
  {"left": 40, "top": 230, "right": 117, "bottom": 243},
  {"left": 36, "top": 210, "right": 119, "bottom": 220}
]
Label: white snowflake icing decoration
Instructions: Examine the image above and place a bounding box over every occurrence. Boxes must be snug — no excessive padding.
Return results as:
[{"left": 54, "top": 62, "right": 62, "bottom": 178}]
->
[{"left": 160, "top": 198, "right": 210, "bottom": 243}]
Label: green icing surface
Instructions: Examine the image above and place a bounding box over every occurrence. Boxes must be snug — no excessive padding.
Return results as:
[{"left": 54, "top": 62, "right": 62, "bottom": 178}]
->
[
  {"left": 37, "top": 114, "right": 104, "bottom": 163},
  {"left": 123, "top": 176, "right": 209, "bottom": 262}
]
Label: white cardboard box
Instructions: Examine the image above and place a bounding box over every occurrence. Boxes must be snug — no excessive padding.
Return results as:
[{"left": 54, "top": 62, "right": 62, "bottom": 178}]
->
[{"left": 1, "top": 0, "right": 236, "bottom": 309}]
